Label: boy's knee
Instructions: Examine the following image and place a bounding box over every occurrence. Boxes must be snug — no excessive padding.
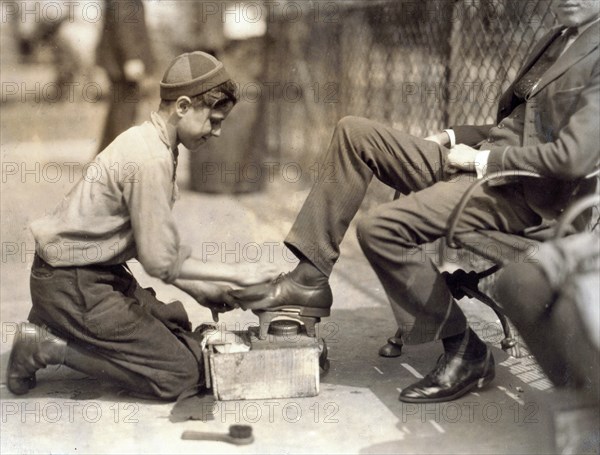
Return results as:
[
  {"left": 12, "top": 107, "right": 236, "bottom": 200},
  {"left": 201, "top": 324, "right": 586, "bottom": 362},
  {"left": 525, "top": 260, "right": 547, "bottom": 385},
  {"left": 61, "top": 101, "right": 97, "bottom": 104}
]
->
[{"left": 153, "top": 351, "right": 201, "bottom": 400}]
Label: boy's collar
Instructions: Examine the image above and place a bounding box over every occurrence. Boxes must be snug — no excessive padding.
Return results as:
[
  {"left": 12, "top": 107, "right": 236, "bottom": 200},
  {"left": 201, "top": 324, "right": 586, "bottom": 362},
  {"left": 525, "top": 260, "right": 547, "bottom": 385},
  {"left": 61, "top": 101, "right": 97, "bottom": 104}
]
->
[{"left": 150, "top": 111, "right": 177, "bottom": 152}]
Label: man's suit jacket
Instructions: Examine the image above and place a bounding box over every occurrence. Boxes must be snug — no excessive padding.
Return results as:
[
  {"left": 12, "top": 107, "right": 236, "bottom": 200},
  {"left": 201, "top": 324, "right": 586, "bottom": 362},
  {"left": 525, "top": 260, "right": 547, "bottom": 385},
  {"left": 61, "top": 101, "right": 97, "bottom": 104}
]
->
[
  {"left": 96, "top": 0, "right": 154, "bottom": 82},
  {"left": 453, "top": 21, "right": 599, "bottom": 219}
]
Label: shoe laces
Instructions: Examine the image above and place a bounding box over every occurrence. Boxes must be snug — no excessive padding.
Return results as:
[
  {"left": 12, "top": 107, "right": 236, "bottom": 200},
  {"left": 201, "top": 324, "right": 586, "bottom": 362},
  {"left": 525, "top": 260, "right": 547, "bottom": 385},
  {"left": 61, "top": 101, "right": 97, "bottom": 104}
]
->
[{"left": 273, "top": 273, "right": 288, "bottom": 284}]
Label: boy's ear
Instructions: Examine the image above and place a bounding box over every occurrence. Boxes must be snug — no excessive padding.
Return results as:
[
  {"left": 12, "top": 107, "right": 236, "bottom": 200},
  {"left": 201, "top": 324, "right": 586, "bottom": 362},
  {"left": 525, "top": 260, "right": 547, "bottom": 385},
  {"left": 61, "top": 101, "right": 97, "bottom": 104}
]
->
[{"left": 175, "top": 96, "right": 193, "bottom": 117}]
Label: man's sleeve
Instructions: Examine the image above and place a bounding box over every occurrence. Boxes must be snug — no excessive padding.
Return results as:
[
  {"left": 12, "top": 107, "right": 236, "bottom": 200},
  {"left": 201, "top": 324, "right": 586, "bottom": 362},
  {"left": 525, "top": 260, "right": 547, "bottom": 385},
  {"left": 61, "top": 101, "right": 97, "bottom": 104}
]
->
[
  {"left": 486, "top": 61, "right": 600, "bottom": 179},
  {"left": 451, "top": 124, "right": 496, "bottom": 146},
  {"left": 124, "top": 157, "right": 191, "bottom": 282}
]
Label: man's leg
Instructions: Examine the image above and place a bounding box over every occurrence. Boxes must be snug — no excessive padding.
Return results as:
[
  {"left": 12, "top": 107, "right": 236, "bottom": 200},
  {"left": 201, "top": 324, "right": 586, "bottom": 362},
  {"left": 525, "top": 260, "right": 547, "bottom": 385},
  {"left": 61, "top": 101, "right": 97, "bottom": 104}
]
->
[
  {"left": 354, "top": 177, "right": 541, "bottom": 402},
  {"left": 8, "top": 257, "right": 200, "bottom": 400},
  {"left": 233, "top": 115, "right": 541, "bottom": 402},
  {"left": 356, "top": 180, "right": 539, "bottom": 344},
  {"left": 285, "top": 116, "right": 451, "bottom": 276},
  {"left": 231, "top": 116, "right": 453, "bottom": 315}
]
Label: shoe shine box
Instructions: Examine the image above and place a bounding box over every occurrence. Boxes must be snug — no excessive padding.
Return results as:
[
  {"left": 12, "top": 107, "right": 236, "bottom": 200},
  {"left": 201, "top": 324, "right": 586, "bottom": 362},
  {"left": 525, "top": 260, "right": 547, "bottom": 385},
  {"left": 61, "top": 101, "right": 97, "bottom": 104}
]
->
[{"left": 203, "top": 320, "right": 321, "bottom": 401}]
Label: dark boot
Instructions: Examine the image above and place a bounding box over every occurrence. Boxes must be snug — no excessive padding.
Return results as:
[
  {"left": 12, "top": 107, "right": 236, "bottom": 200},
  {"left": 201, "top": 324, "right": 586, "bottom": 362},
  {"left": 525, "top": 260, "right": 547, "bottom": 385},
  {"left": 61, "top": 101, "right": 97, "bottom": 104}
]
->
[
  {"left": 7, "top": 323, "right": 156, "bottom": 398},
  {"left": 6, "top": 322, "right": 67, "bottom": 395}
]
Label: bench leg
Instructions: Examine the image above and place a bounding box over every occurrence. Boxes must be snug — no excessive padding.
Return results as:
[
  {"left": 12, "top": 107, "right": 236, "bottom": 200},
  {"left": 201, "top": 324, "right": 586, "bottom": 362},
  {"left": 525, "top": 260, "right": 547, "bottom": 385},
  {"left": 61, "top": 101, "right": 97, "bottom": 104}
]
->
[
  {"left": 494, "top": 309, "right": 522, "bottom": 358},
  {"left": 462, "top": 287, "right": 523, "bottom": 358}
]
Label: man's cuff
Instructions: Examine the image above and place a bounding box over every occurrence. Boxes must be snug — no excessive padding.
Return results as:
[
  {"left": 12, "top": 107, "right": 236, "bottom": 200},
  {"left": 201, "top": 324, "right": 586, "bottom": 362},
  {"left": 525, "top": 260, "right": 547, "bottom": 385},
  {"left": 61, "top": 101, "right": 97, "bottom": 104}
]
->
[
  {"left": 475, "top": 150, "right": 490, "bottom": 179},
  {"left": 443, "top": 129, "right": 456, "bottom": 148}
]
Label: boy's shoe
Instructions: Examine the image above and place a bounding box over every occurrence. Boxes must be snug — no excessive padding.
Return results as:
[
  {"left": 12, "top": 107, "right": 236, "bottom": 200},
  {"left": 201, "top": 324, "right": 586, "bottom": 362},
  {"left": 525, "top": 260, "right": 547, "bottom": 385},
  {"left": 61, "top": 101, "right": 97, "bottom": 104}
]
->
[
  {"left": 6, "top": 322, "right": 67, "bottom": 395},
  {"left": 399, "top": 349, "right": 495, "bottom": 403},
  {"left": 229, "top": 273, "right": 333, "bottom": 318}
]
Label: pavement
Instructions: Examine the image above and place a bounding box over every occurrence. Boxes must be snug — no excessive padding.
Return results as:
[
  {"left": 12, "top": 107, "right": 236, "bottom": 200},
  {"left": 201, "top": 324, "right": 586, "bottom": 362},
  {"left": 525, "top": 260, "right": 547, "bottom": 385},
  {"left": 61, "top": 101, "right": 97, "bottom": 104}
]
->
[{"left": 1, "top": 36, "right": 595, "bottom": 455}]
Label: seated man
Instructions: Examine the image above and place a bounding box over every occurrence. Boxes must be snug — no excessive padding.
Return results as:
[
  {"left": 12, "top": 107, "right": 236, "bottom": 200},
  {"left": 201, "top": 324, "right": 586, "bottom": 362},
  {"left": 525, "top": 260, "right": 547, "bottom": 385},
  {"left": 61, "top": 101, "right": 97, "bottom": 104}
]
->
[
  {"left": 232, "top": 0, "right": 600, "bottom": 403},
  {"left": 495, "top": 231, "right": 599, "bottom": 402}
]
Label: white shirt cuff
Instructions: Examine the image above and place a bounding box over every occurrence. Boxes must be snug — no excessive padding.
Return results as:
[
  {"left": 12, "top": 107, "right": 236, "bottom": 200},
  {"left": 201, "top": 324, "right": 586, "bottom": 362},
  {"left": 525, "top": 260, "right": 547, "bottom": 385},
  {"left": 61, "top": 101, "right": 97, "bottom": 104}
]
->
[
  {"left": 475, "top": 150, "right": 490, "bottom": 179},
  {"left": 443, "top": 129, "right": 456, "bottom": 148}
]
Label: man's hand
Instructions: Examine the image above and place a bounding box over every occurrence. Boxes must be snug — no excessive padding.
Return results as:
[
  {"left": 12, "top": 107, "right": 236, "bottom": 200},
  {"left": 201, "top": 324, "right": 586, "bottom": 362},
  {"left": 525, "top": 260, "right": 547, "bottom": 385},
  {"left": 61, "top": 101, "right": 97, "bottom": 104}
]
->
[
  {"left": 424, "top": 131, "right": 451, "bottom": 147},
  {"left": 173, "top": 279, "right": 236, "bottom": 322},
  {"left": 446, "top": 144, "right": 479, "bottom": 173},
  {"left": 123, "top": 59, "right": 146, "bottom": 82}
]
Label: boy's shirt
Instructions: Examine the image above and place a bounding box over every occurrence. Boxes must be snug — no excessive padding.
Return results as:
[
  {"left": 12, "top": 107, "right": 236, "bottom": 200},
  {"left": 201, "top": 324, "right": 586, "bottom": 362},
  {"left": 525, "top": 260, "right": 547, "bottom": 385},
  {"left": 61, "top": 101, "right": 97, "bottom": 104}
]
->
[{"left": 30, "top": 115, "right": 191, "bottom": 283}]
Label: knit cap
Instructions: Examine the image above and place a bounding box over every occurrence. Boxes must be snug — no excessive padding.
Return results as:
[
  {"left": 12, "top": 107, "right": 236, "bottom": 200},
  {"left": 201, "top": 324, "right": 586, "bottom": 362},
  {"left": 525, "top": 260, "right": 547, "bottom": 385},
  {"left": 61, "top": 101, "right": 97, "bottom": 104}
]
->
[{"left": 160, "top": 51, "right": 231, "bottom": 101}]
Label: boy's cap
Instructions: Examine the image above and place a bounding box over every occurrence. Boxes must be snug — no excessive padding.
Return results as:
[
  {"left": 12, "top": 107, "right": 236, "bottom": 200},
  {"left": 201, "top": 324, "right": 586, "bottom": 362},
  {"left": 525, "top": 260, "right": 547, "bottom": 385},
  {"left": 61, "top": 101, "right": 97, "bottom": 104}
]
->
[{"left": 160, "top": 51, "right": 231, "bottom": 101}]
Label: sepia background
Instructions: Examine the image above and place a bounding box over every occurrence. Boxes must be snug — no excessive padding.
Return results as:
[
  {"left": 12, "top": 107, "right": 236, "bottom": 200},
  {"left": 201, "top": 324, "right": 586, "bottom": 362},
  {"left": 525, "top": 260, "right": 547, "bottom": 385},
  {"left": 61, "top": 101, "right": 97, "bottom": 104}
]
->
[{"left": 2, "top": 1, "right": 587, "bottom": 454}]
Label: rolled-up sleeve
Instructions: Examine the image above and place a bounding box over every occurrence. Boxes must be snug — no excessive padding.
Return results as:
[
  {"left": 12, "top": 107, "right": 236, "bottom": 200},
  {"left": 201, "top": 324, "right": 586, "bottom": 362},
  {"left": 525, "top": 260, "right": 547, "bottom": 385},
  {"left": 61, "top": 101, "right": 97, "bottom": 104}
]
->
[{"left": 123, "top": 156, "right": 190, "bottom": 282}]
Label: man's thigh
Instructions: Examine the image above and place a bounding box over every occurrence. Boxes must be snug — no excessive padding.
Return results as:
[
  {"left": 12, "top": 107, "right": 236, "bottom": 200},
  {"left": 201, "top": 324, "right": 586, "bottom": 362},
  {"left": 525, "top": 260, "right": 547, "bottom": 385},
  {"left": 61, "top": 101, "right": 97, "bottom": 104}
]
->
[
  {"left": 365, "top": 176, "right": 541, "bottom": 248},
  {"left": 336, "top": 116, "right": 451, "bottom": 193}
]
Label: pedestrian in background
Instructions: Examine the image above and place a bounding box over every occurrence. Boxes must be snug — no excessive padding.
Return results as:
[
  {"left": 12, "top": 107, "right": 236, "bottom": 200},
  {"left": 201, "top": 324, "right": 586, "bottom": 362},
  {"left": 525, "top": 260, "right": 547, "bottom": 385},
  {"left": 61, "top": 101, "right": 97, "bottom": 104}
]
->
[{"left": 96, "top": 0, "right": 154, "bottom": 153}]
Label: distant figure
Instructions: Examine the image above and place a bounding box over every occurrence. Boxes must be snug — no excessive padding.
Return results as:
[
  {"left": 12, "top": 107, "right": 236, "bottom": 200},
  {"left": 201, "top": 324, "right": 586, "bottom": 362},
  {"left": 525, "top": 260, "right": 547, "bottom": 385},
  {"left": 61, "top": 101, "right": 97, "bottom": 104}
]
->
[
  {"left": 96, "top": 0, "right": 154, "bottom": 153},
  {"left": 13, "top": 1, "right": 97, "bottom": 94}
]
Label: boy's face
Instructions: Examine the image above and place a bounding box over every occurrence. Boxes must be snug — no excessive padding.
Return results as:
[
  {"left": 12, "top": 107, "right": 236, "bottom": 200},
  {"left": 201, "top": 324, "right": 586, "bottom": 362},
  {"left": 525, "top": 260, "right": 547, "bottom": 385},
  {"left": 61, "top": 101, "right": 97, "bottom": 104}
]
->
[{"left": 176, "top": 98, "right": 234, "bottom": 151}]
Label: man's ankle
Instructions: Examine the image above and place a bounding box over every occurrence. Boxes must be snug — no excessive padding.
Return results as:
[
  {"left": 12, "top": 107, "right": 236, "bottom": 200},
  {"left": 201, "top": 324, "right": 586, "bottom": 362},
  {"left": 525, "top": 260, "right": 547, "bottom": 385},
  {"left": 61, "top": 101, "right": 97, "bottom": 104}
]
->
[
  {"left": 442, "top": 328, "right": 487, "bottom": 361},
  {"left": 289, "top": 259, "right": 329, "bottom": 286}
]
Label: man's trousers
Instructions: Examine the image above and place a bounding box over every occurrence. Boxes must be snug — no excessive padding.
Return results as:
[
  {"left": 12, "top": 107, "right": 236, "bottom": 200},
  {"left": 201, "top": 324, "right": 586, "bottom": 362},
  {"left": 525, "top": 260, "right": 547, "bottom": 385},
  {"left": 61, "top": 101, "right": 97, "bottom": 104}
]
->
[
  {"left": 28, "top": 255, "right": 202, "bottom": 399},
  {"left": 285, "top": 116, "right": 541, "bottom": 344}
]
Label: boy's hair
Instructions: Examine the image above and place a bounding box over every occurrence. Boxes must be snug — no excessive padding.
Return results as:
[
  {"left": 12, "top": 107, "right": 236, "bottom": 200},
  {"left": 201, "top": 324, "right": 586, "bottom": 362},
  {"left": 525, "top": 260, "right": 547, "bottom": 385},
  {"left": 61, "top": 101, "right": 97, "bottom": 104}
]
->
[{"left": 159, "top": 79, "right": 238, "bottom": 111}]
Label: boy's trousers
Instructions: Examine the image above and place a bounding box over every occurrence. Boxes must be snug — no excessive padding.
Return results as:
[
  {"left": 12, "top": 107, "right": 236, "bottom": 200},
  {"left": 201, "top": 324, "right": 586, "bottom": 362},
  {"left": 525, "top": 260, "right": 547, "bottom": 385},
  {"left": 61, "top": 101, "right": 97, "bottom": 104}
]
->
[
  {"left": 28, "top": 254, "right": 202, "bottom": 399},
  {"left": 285, "top": 116, "right": 541, "bottom": 344}
]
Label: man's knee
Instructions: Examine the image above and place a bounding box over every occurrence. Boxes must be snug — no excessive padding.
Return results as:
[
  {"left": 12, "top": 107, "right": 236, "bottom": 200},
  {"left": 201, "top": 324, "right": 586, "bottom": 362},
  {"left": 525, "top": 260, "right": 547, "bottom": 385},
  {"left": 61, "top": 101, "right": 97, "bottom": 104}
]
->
[
  {"left": 335, "top": 115, "right": 384, "bottom": 144},
  {"left": 357, "top": 212, "right": 400, "bottom": 259},
  {"left": 336, "top": 115, "right": 369, "bottom": 133}
]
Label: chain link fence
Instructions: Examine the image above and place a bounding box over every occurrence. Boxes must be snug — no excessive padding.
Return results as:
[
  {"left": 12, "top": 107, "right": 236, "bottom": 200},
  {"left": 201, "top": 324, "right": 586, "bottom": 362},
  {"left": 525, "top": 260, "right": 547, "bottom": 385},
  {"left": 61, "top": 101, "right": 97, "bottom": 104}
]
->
[{"left": 263, "top": 0, "right": 558, "bottom": 176}]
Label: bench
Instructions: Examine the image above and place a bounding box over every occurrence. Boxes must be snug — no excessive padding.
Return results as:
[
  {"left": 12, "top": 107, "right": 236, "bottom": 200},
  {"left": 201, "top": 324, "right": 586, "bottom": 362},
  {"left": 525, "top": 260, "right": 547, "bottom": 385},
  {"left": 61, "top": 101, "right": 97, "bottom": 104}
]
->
[{"left": 379, "top": 170, "right": 599, "bottom": 358}]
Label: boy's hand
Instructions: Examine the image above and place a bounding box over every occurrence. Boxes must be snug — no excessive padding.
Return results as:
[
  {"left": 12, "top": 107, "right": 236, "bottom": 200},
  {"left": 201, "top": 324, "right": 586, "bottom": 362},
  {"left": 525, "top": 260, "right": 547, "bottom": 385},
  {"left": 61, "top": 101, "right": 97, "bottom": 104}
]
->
[
  {"left": 173, "top": 279, "right": 237, "bottom": 322},
  {"left": 226, "top": 263, "right": 278, "bottom": 287}
]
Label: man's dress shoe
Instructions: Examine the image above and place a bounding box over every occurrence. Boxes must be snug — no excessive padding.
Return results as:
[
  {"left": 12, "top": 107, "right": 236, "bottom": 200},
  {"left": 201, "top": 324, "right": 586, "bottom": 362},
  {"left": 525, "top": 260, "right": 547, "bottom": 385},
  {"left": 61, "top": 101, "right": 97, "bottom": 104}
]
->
[
  {"left": 229, "top": 273, "right": 333, "bottom": 317},
  {"left": 399, "top": 349, "right": 495, "bottom": 403}
]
